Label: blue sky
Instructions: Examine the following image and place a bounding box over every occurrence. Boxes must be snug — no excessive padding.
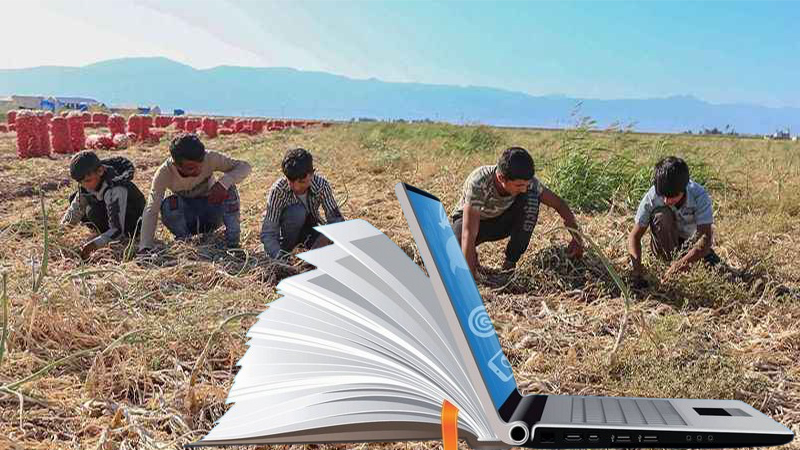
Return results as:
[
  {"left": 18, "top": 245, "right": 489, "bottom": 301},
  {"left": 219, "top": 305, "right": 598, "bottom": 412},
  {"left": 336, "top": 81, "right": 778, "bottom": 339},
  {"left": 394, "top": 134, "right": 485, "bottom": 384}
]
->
[{"left": 3, "top": 1, "right": 798, "bottom": 108}]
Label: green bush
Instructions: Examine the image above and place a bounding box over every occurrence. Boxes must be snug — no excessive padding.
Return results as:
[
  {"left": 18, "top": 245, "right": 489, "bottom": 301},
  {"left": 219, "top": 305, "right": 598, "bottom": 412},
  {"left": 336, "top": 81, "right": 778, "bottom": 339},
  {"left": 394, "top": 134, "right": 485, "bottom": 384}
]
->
[
  {"left": 547, "top": 120, "right": 727, "bottom": 213},
  {"left": 445, "top": 125, "right": 505, "bottom": 155}
]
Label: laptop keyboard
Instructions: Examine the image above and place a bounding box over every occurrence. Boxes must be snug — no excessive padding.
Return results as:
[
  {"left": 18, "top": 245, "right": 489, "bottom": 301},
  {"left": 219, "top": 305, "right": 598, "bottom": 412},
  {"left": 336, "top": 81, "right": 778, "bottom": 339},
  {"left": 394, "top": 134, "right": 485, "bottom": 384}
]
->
[{"left": 571, "top": 397, "right": 687, "bottom": 426}]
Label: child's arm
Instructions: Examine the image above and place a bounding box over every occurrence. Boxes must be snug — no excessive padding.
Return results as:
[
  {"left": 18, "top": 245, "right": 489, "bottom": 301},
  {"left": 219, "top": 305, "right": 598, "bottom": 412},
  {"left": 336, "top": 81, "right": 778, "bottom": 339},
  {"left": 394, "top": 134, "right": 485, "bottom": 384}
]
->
[
  {"left": 319, "top": 179, "right": 344, "bottom": 224},
  {"left": 628, "top": 223, "right": 648, "bottom": 277},
  {"left": 138, "top": 169, "right": 168, "bottom": 251},
  {"left": 260, "top": 185, "right": 288, "bottom": 259},
  {"left": 460, "top": 205, "right": 481, "bottom": 276},
  {"left": 82, "top": 187, "right": 129, "bottom": 259},
  {"left": 666, "top": 224, "right": 714, "bottom": 277},
  {"left": 665, "top": 188, "right": 714, "bottom": 278},
  {"left": 209, "top": 151, "right": 252, "bottom": 189},
  {"left": 61, "top": 191, "right": 86, "bottom": 226},
  {"left": 540, "top": 187, "right": 583, "bottom": 258}
]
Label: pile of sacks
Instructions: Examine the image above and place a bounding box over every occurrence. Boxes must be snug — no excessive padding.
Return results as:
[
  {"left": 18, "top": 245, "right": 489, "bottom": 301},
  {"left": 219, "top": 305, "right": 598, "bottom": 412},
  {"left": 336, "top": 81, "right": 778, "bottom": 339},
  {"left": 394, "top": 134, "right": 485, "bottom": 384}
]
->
[
  {"left": 15, "top": 110, "right": 51, "bottom": 158},
  {"left": 108, "top": 114, "right": 126, "bottom": 135},
  {"left": 201, "top": 117, "right": 218, "bottom": 138}
]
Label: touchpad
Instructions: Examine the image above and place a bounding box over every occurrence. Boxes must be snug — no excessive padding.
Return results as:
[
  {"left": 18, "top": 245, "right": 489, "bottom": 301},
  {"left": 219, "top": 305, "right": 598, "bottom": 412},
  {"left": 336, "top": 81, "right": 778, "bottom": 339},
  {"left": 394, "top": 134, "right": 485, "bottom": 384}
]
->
[{"left": 694, "top": 407, "right": 751, "bottom": 417}]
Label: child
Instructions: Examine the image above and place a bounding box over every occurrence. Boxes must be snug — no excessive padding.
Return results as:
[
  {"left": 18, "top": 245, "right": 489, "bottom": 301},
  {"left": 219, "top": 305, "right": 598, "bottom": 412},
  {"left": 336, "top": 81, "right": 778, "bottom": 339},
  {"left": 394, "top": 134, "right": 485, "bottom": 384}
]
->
[
  {"left": 62, "top": 151, "right": 146, "bottom": 259},
  {"left": 260, "top": 148, "right": 344, "bottom": 260},
  {"left": 452, "top": 146, "right": 583, "bottom": 276},
  {"left": 138, "top": 133, "right": 251, "bottom": 251},
  {"left": 628, "top": 156, "right": 720, "bottom": 286}
]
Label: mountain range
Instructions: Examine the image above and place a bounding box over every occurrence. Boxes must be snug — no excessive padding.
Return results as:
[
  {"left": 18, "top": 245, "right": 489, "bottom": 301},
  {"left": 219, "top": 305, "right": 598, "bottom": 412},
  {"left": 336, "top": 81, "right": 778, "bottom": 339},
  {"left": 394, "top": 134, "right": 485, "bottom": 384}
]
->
[{"left": 1, "top": 57, "right": 796, "bottom": 135}]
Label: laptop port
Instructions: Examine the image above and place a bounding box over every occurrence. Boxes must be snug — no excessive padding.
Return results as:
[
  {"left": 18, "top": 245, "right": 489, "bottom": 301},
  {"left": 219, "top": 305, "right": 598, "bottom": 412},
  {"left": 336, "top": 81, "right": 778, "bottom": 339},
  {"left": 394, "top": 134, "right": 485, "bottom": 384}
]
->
[
  {"left": 540, "top": 431, "right": 555, "bottom": 444},
  {"left": 588, "top": 434, "right": 600, "bottom": 442},
  {"left": 565, "top": 433, "right": 582, "bottom": 442},
  {"left": 643, "top": 435, "right": 658, "bottom": 443},
  {"left": 616, "top": 435, "right": 631, "bottom": 443}
]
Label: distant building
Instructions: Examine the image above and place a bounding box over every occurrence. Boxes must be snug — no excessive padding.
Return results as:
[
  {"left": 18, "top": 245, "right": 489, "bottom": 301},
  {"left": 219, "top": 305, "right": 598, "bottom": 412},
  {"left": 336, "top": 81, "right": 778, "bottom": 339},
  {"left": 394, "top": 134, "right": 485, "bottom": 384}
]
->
[
  {"left": 9, "top": 95, "right": 44, "bottom": 109},
  {"left": 0, "top": 94, "right": 101, "bottom": 111},
  {"left": 55, "top": 96, "right": 100, "bottom": 110}
]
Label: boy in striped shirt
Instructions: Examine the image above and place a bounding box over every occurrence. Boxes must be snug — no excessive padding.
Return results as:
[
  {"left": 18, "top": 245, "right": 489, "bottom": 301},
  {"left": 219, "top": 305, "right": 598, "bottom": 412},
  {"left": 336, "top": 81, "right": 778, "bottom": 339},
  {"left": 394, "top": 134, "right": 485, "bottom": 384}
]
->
[{"left": 260, "top": 148, "right": 344, "bottom": 260}]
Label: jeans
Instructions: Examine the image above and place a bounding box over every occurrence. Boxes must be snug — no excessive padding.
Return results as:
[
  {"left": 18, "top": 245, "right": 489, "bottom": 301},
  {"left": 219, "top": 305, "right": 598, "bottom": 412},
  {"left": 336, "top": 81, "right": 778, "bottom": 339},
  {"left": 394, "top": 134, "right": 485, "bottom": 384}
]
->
[
  {"left": 160, "top": 185, "right": 241, "bottom": 245},
  {"left": 650, "top": 206, "right": 720, "bottom": 265}
]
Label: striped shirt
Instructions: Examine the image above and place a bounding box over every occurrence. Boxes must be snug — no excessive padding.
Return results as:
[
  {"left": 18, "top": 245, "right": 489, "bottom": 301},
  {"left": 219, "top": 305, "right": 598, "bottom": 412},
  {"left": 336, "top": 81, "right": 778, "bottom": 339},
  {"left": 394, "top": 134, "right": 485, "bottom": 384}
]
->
[{"left": 260, "top": 174, "right": 344, "bottom": 257}]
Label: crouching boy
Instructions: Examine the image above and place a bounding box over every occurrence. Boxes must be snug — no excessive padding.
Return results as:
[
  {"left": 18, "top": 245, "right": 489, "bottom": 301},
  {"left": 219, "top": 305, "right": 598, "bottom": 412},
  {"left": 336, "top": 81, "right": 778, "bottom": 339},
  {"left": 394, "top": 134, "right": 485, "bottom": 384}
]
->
[
  {"left": 62, "top": 151, "right": 146, "bottom": 259},
  {"left": 628, "top": 156, "right": 721, "bottom": 286},
  {"left": 260, "top": 148, "right": 344, "bottom": 260},
  {"left": 138, "top": 133, "right": 251, "bottom": 251}
]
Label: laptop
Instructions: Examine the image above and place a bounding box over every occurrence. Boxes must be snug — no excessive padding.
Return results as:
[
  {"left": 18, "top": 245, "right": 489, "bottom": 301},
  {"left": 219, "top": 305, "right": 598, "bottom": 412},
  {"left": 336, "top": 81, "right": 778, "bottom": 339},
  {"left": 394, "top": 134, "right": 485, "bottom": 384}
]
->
[{"left": 395, "top": 182, "right": 794, "bottom": 448}]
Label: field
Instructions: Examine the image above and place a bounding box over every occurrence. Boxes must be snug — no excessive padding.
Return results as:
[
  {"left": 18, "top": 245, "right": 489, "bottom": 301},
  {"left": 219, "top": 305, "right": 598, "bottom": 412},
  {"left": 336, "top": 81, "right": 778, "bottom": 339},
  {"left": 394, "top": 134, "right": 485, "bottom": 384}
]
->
[{"left": 0, "top": 121, "right": 799, "bottom": 450}]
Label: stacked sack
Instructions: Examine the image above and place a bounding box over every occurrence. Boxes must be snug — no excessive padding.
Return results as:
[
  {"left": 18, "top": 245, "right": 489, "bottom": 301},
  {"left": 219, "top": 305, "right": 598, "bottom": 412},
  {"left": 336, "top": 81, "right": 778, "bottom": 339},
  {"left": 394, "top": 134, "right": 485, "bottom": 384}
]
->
[
  {"left": 127, "top": 114, "right": 152, "bottom": 142},
  {"left": 222, "top": 118, "right": 235, "bottom": 128},
  {"left": 113, "top": 134, "right": 129, "bottom": 150},
  {"left": 155, "top": 115, "right": 172, "bottom": 128},
  {"left": 92, "top": 113, "right": 109, "bottom": 127},
  {"left": 174, "top": 117, "right": 187, "bottom": 131},
  {"left": 108, "top": 114, "right": 126, "bottom": 136},
  {"left": 201, "top": 117, "right": 218, "bottom": 138},
  {"left": 234, "top": 120, "right": 249, "bottom": 134},
  {"left": 219, "top": 128, "right": 235, "bottom": 135},
  {"left": 67, "top": 112, "right": 86, "bottom": 152},
  {"left": 51, "top": 117, "right": 72, "bottom": 154},
  {"left": 251, "top": 119, "right": 266, "bottom": 134},
  {"left": 185, "top": 118, "right": 201, "bottom": 133},
  {"left": 15, "top": 111, "right": 39, "bottom": 158},
  {"left": 7, "top": 110, "right": 17, "bottom": 126},
  {"left": 86, "top": 134, "right": 115, "bottom": 150},
  {"left": 36, "top": 112, "right": 52, "bottom": 156}
]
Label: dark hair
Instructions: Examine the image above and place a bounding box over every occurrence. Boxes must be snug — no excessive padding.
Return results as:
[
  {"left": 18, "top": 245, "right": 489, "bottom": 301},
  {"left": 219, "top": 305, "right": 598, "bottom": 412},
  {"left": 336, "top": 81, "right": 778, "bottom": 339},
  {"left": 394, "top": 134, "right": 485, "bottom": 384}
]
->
[
  {"left": 282, "top": 148, "right": 314, "bottom": 181},
  {"left": 69, "top": 150, "right": 101, "bottom": 181},
  {"left": 653, "top": 156, "right": 690, "bottom": 197},
  {"left": 497, "top": 147, "right": 534, "bottom": 181},
  {"left": 170, "top": 133, "right": 206, "bottom": 163}
]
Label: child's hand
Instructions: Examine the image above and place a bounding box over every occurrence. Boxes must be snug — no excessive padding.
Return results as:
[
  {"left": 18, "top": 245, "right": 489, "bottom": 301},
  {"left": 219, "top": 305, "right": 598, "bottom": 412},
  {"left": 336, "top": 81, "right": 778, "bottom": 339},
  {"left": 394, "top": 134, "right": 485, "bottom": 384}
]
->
[
  {"left": 207, "top": 182, "right": 229, "bottom": 204},
  {"left": 80, "top": 242, "right": 99, "bottom": 260},
  {"left": 566, "top": 237, "right": 584, "bottom": 259}
]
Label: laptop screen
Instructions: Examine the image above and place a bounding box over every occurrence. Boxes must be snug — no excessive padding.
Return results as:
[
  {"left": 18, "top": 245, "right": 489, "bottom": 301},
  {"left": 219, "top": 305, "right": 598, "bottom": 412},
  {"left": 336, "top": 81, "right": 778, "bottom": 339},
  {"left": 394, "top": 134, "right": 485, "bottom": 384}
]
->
[{"left": 403, "top": 186, "right": 517, "bottom": 410}]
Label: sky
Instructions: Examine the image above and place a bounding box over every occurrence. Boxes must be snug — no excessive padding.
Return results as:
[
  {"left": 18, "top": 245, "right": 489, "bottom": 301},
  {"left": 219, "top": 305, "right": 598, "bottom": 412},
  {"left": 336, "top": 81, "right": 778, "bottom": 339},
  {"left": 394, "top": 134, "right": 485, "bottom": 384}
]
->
[{"left": 2, "top": 0, "right": 798, "bottom": 108}]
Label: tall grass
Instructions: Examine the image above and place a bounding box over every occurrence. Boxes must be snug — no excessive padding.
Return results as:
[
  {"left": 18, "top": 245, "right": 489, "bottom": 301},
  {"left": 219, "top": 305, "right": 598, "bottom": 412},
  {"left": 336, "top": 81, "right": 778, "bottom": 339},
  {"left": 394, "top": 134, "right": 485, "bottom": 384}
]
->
[{"left": 547, "top": 118, "right": 727, "bottom": 212}]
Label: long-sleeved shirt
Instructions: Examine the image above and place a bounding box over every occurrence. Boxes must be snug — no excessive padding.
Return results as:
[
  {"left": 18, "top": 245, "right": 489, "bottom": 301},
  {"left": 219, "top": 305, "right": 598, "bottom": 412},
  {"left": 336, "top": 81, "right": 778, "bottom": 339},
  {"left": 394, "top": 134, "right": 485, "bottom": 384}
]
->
[
  {"left": 260, "top": 174, "right": 343, "bottom": 258},
  {"left": 61, "top": 181, "right": 130, "bottom": 248},
  {"left": 139, "top": 151, "right": 252, "bottom": 250}
]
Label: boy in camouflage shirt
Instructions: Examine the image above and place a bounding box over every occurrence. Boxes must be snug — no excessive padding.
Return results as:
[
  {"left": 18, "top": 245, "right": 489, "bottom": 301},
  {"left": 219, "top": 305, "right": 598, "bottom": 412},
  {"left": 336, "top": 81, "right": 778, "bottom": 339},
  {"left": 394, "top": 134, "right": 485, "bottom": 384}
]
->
[{"left": 452, "top": 147, "right": 584, "bottom": 276}]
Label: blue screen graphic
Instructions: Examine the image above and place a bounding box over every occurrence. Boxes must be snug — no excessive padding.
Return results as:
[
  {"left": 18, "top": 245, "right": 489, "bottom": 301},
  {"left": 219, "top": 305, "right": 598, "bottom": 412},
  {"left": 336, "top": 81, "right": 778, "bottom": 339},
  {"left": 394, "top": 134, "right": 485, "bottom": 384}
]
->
[{"left": 406, "top": 188, "right": 517, "bottom": 408}]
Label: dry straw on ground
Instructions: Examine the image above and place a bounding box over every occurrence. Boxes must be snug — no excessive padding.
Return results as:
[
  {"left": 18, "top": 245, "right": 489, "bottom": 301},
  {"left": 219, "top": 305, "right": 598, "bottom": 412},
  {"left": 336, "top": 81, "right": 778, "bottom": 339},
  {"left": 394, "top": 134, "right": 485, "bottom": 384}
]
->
[{"left": 0, "top": 122, "right": 798, "bottom": 449}]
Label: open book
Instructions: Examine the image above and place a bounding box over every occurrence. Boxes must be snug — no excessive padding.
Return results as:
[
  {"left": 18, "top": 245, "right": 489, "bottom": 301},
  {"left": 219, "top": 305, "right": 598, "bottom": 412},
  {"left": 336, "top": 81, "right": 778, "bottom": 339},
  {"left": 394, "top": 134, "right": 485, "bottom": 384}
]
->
[{"left": 193, "top": 218, "right": 517, "bottom": 448}]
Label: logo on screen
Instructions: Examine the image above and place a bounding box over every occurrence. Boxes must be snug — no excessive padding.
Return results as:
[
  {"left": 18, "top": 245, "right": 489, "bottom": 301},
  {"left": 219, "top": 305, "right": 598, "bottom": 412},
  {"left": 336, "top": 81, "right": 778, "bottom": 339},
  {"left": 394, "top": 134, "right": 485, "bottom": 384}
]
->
[
  {"left": 488, "top": 349, "right": 514, "bottom": 382},
  {"left": 468, "top": 305, "right": 496, "bottom": 338}
]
